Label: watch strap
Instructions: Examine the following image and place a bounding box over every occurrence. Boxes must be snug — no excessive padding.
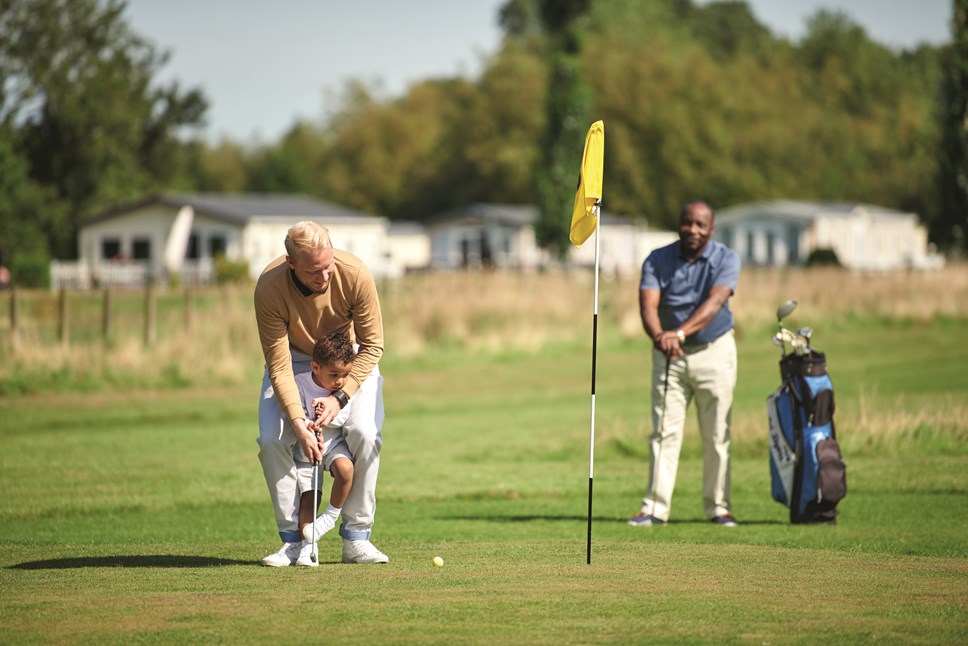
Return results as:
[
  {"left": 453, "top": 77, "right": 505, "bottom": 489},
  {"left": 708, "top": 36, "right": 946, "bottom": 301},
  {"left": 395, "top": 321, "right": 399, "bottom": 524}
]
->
[{"left": 331, "top": 389, "right": 349, "bottom": 409}]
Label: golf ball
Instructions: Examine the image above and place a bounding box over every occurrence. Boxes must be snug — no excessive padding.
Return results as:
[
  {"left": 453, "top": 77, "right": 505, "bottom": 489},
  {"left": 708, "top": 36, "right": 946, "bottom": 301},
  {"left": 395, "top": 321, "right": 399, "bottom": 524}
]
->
[{"left": 432, "top": 556, "right": 444, "bottom": 567}]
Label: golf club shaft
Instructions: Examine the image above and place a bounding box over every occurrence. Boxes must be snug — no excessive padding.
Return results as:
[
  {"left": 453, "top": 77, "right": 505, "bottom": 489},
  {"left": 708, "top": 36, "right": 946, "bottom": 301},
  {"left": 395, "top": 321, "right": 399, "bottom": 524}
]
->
[
  {"left": 312, "top": 432, "right": 320, "bottom": 561},
  {"left": 651, "top": 355, "right": 671, "bottom": 517}
]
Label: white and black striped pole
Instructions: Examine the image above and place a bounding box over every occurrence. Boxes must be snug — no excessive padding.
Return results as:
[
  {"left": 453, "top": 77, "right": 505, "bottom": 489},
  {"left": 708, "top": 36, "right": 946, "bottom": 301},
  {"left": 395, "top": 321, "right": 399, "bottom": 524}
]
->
[
  {"left": 568, "top": 120, "right": 604, "bottom": 565},
  {"left": 586, "top": 201, "right": 601, "bottom": 565}
]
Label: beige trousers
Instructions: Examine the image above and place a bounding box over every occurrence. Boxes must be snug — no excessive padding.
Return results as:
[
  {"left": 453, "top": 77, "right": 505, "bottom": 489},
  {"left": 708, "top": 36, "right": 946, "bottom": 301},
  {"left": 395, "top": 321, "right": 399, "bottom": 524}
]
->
[
  {"left": 639, "top": 330, "right": 737, "bottom": 521},
  {"left": 257, "top": 351, "right": 384, "bottom": 544}
]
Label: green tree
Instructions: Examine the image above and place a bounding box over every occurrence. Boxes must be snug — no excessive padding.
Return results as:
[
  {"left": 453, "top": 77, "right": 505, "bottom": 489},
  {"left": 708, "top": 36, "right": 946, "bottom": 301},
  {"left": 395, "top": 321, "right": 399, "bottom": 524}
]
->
[
  {"left": 798, "top": 10, "right": 901, "bottom": 116},
  {"left": 0, "top": 0, "right": 207, "bottom": 258},
  {"left": 687, "top": 0, "right": 773, "bottom": 59},
  {"left": 191, "top": 139, "right": 251, "bottom": 193},
  {"left": 317, "top": 78, "right": 478, "bottom": 218},
  {"left": 457, "top": 41, "right": 547, "bottom": 206},
  {"left": 209, "top": 0, "right": 943, "bottom": 249},
  {"left": 0, "top": 133, "right": 63, "bottom": 270},
  {"left": 936, "top": 0, "right": 968, "bottom": 252},
  {"left": 530, "top": 0, "right": 593, "bottom": 257},
  {"left": 248, "top": 123, "right": 323, "bottom": 194}
]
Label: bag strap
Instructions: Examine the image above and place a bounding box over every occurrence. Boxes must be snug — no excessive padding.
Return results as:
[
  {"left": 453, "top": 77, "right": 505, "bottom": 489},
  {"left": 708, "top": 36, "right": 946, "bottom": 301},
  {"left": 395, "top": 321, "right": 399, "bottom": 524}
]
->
[{"left": 787, "top": 378, "right": 806, "bottom": 523}]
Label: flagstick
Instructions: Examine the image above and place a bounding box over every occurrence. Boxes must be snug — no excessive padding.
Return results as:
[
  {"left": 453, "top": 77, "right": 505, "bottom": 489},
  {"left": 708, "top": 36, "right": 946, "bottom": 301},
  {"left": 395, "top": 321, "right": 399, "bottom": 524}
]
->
[{"left": 586, "top": 201, "right": 601, "bottom": 565}]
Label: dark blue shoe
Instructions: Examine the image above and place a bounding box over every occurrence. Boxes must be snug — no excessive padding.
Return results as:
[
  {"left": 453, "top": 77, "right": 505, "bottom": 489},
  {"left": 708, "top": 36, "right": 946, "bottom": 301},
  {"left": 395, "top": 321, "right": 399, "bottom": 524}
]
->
[
  {"left": 627, "top": 513, "right": 666, "bottom": 527},
  {"left": 710, "top": 514, "right": 738, "bottom": 527}
]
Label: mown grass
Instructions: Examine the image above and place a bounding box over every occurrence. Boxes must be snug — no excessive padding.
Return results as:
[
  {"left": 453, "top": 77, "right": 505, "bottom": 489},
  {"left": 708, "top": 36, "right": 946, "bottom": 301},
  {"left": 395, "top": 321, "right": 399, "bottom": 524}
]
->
[{"left": 1, "top": 297, "right": 967, "bottom": 643}]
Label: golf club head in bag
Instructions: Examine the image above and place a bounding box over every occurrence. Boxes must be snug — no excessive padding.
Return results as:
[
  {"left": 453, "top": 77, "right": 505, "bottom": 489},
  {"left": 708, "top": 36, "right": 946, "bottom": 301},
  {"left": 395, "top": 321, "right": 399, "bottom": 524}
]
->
[
  {"left": 797, "top": 327, "right": 814, "bottom": 354},
  {"left": 775, "top": 300, "right": 798, "bottom": 356}
]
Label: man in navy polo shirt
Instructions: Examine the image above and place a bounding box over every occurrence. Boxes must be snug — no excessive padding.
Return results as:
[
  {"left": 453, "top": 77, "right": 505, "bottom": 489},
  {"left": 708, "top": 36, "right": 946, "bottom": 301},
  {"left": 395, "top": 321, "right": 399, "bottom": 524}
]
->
[{"left": 628, "top": 201, "right": 741, "bottom": 528}]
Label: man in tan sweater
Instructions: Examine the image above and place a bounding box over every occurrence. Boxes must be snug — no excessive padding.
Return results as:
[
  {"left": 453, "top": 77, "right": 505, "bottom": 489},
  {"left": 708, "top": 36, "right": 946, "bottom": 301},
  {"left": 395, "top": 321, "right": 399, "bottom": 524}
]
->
[{"left": 254, "top": 220, "right": 388, "bottom": 565}]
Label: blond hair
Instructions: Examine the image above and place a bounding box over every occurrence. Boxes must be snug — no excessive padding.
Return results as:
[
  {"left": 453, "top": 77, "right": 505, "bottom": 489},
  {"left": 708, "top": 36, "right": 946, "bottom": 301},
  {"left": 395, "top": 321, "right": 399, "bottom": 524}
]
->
[{"left": 284, "top": 221, "right": 332, "bottom": 257}]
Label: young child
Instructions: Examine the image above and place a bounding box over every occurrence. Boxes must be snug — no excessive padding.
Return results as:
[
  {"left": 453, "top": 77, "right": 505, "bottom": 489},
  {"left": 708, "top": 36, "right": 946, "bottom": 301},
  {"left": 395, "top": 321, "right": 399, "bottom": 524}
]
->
[{"left": 294, "top": 331, "right": 356, "bottom": 556}]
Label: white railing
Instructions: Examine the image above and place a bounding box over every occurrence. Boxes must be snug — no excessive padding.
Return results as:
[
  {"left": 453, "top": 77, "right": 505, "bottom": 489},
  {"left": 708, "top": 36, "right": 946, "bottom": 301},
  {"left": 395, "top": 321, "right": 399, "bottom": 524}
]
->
[{"left": 50, "top": 261, "right": 216, "bottom": 290}]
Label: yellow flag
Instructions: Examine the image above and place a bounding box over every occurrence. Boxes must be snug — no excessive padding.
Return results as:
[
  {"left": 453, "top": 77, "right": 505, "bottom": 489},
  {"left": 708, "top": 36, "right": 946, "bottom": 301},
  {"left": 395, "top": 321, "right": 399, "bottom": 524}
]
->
[{"left": 569, "top": 120, "right": 604, "bottom": 247}]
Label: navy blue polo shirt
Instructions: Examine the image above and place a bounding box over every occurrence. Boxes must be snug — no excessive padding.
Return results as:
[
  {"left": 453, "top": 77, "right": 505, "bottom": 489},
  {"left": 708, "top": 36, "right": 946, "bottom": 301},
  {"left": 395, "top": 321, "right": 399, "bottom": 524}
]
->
[{"left": 640, "top": 239, "right": 740, "bottom": 345}]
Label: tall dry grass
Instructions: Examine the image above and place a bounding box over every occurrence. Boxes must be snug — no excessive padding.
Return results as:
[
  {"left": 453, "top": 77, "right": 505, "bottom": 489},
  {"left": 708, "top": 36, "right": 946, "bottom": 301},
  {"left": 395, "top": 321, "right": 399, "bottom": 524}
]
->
[
  {"left": 1, "top": 264, "right": 965, "bottom": 394},
  {"left": 725, "top": 390, "right": 968, "bottom": 455},
  {"left": 0, "top": 286, "right": 259, "bottom": 392},
  {"left": 732, "top": 265, "right": 968, "bottom": 329},
  {"left": 382, "top": 263, "right": 968, "bottom": 352},
  {"left": 380, "top": 270, "right": 616, "bottom": 355}
]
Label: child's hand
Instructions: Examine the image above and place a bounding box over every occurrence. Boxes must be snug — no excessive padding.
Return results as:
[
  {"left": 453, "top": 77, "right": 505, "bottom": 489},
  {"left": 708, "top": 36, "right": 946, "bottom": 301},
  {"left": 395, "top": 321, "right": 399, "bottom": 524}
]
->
[
  {"left": 311, "top": 397, "right": 328, "bottom": 414},
  {"left": 313, "top": 396, "right": 340, "bottom": 427}
]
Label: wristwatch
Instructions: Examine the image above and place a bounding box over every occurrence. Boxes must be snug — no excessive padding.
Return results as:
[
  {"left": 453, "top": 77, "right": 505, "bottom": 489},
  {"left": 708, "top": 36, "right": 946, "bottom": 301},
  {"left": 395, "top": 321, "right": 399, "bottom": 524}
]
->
[
  {"left": 675, "top": 329, "right": 686, "bottom": 343},
  {"left": 331, "top": 389, "right": 349, "bottom": 409}
]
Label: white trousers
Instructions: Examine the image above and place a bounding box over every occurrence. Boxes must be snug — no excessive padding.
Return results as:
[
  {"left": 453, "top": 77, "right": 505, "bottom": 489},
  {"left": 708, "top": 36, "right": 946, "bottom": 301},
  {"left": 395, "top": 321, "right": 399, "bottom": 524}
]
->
[
  {"left": 257, "top": 352, "right": 384, "bottom": 543},
  {"left": 639, "top": 330, "right": 736, "bottom": 521}
]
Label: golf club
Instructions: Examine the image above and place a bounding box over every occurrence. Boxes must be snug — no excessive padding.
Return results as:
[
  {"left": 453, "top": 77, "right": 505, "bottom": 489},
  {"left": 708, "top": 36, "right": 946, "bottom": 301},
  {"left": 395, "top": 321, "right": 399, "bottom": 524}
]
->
[
  {"left": 311, "top": 431, "right": 320, "bottom": 564},
  {"left": 797, "top": 326, "right": 813, "bottom": 355},
  {"left": 654, "top": 356, "right": 671, "bottom": 519},
  {"left": 776, "top": 300, "right": 798, "bottom": 356},
  {"left": 772, "top": 328, "right": 797, "bottom": 348}
]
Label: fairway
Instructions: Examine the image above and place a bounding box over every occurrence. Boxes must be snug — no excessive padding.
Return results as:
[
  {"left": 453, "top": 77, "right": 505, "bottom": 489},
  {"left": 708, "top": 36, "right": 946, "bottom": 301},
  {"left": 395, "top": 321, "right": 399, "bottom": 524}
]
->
[{"left": 1, "top": 312, "right": 967, "bottom": 643}]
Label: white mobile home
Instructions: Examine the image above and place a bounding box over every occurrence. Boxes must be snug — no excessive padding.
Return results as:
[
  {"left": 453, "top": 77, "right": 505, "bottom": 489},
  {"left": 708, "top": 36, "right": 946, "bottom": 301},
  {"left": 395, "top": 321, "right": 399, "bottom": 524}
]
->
[
  {"left": 714, "top": 201, "right": 943, "bottom": 270},
  {"left": 68, "top": 193, "right": 408, "bottom": 288},
  {"left": 426, "top": 203, "right": 675, "bottom": 276}
]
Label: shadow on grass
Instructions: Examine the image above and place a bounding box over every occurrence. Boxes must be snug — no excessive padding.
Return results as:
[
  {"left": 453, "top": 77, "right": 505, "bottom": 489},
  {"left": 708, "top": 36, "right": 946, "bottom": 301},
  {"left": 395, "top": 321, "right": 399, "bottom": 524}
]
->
[
  {"left": 9, "top": 555, "right": 253, "bottom": 569},
  {"left": 440, "top": 514, "right": 787, "bottom": 526}
]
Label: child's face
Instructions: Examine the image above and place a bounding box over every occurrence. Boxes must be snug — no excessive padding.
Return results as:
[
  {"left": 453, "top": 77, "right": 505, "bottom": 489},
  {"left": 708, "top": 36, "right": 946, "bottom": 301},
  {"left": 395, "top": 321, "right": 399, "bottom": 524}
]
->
[{"left": 311, "top": 359, "right": 352, "bottom": 391}]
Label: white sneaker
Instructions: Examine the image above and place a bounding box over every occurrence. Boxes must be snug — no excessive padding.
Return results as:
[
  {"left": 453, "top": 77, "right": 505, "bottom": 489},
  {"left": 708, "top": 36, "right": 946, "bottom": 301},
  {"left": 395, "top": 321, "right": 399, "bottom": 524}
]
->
[
  {"left": 341, "top": 539, "right": 389, "bottom": 564},
  {"left": 260, "top": 542, "right": 301, "bottom": 567},
  {"left": 302, "top": 514, "right": 337, "bottom": 544},
  {"left": 295, "top": 540, "right": 319, "bottom": 567}
]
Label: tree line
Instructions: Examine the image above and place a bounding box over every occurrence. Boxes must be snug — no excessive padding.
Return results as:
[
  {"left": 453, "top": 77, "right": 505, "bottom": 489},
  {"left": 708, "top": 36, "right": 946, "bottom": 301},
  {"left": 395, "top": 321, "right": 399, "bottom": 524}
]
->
[{"left": 1, "top": 0, "right": 965, "bottom": 279}]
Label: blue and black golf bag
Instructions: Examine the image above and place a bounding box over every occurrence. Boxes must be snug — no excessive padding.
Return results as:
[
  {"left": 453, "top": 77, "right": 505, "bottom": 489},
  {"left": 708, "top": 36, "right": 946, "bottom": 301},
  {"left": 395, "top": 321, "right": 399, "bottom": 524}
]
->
[{"left": 767, "top": 351, "right": 847, "bottom": 524}]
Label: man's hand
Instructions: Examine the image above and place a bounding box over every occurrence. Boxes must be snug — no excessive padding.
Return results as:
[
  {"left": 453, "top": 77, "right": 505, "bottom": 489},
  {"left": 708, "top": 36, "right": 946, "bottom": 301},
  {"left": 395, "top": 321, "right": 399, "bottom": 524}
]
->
[
  {"left": 294, "top": 418, "right": 323, "bottom": 465},
  {"left": 654, "top": 330, "right": 684, "bottom": 359}
]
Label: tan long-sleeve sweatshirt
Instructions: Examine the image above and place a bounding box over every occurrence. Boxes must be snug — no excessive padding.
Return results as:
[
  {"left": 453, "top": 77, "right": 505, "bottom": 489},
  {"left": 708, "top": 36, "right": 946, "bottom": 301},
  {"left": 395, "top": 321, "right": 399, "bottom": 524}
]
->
[{"left": 253, "top": 250, "right": 383, "bottom": 425}]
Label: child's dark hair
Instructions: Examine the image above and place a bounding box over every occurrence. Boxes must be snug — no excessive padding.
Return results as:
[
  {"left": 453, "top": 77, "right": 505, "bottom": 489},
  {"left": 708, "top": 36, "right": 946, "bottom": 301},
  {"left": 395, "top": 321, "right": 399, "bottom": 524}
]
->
[{"left": 313, "top": 331, "right": 355, "bottom": 366}]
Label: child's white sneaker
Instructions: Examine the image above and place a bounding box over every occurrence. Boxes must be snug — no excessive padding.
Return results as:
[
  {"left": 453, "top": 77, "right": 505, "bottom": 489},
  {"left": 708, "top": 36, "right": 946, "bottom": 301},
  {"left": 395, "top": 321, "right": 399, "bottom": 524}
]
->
[
  {"left": 295, "top": 540, "right": 318, "bottom": 567},
  {"left": 301, "top": 514, "right": 337, "bottom": 543}
]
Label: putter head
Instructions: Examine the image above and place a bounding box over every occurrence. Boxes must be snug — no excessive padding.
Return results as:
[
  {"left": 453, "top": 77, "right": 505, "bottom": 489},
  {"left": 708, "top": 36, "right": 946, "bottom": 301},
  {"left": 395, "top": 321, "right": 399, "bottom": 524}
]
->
[{"left": 776, "top": 300, "right": 798, "bottom": 323}]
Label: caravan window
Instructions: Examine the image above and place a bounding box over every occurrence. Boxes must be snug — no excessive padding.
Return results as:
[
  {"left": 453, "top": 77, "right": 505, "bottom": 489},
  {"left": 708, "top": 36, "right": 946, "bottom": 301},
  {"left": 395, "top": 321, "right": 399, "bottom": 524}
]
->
[
  {"left": 209, "top": 235, "right": 227, "bottom": 258},
  {"left": 132, "top": 238, "right": 151, "bottom": 260},
  {"left": 186, "top": 234, "right": 199, "bottom": 259},
  {"left": 102, "top": 239, "right": 121, "bottom": 260}
]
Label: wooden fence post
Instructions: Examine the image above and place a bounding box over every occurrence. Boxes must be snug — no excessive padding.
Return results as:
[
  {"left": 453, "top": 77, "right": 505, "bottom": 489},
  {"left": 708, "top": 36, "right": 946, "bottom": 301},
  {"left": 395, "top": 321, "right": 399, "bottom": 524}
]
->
[
  {"left": 144, "top": 284, "right": 156, "bottom": 346},
  {"left": 59, "top": 287, "right": 69, "bottom": 345},
  {"left": 184, "top": 286, "right": 194, "bottom": 335},
  {"left": 9, "top": 288, "right": 17, "bottom": 348},
  {"left": 102, "top": 287, "right": 112, "bottom": 341}
]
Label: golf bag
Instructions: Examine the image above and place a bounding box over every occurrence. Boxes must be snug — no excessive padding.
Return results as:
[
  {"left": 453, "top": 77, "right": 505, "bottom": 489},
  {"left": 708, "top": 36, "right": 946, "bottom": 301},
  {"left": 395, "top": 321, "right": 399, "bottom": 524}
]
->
[{"left": 767, "top": 351, "right": 847, "bottom": 524}]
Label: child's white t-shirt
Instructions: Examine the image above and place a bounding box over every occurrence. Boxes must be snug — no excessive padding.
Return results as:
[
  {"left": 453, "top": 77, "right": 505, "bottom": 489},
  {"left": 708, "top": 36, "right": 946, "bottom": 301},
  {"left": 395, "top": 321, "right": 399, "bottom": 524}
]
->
[{"left": 294, "top": 372, "right": 354, "bottom": 469}]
